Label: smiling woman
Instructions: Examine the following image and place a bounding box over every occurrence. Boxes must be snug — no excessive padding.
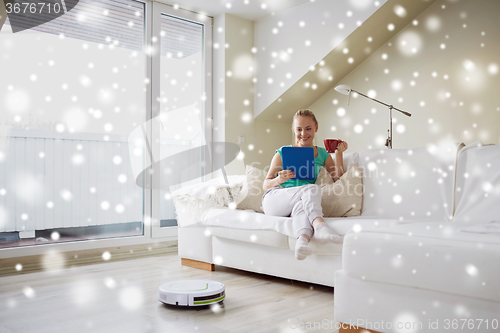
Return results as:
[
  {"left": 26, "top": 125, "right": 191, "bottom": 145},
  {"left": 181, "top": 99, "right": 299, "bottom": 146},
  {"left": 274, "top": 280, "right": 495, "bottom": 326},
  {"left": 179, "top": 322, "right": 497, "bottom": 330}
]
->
[{"left": 261, "top": 109, "right": 348, "bottom": 260}]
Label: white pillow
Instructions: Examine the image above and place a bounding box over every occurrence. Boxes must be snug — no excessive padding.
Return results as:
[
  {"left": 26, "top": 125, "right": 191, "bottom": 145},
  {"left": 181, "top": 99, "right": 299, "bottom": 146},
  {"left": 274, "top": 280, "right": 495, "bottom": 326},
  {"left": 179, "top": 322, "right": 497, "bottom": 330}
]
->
[
  {"left": 453, "top": 143, "right": 500, "bottom": 223},
  {"left": 172, "top": 176, "right": 245, "bottom": 226},
  {"left": 355, "top": 143, "right": 463, "bottom": 220},
  {"left": 332, "top": 151, "right": 359, "bottom": 171},
  {"left": 236, "top": 165, "right": 267, "bottom": 213}
]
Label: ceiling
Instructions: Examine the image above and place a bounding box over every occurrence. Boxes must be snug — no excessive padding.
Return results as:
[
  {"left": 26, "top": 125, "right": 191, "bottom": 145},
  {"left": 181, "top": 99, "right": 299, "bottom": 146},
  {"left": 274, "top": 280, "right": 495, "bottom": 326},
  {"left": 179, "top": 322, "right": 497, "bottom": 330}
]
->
[
  {"left": 156, "top": 0, "right": 311, "bottom": 21},
  {"left": 256, "top": 0, "right": 438, "bottom": 121}
]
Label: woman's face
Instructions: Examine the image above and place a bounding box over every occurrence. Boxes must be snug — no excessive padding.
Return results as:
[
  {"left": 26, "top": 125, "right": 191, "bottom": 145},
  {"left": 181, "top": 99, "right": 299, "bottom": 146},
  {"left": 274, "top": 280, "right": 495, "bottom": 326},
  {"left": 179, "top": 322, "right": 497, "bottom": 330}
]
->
[{"left": 293, "top": 116, "right": 318, "bottom": 146}]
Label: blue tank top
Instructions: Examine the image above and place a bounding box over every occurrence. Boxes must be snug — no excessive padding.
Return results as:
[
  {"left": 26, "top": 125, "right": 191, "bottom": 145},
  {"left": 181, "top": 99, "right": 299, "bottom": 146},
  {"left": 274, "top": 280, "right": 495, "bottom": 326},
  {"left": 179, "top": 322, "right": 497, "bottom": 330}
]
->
[{"left": 276, "top": 145, "right": 329, "bottom": 188}]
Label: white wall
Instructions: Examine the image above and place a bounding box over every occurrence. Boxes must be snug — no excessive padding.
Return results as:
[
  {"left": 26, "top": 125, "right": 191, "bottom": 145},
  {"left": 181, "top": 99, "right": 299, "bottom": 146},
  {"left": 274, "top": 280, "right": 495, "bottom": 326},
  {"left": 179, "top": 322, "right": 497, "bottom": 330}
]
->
[
  {"left": 212, "top": 14, "right": 295, "bottom": 171},
  {"left": 213, "top": 14, "right": 226, "bottom": 146},
  {"left": 212, "top": 14, "right": 253, "bottom": 175},
  {"left": 311, "top": 0, "right": 500, "bottom": 152},
  {"left": 253, "top": 0, "right": 387, "bottom": 117}
]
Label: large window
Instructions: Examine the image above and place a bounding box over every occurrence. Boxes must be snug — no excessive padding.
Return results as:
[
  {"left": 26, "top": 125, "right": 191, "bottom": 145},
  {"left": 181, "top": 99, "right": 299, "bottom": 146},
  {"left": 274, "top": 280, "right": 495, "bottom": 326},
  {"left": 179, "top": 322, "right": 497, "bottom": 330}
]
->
[
  {"left": 0, "top": 0, "right": 212, "bottom": 247},
  {"left": 152, "top": 3, "right": 211, "bottom": 237}
]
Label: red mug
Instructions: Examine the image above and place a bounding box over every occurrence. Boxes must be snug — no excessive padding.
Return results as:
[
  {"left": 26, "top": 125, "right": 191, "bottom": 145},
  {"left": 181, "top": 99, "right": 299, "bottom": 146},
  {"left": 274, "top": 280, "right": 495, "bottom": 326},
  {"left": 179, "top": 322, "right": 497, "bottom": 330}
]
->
[{"left": 324, "top": 139, "right": 343, "bottom": 153}]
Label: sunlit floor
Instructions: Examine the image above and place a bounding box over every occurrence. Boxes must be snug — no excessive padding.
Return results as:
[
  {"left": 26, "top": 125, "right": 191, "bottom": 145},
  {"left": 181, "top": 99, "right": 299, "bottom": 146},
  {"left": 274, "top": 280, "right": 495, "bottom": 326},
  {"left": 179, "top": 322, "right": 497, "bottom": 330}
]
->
[{"left": 0, "top": 251, "right": 337, "bottom": 333}]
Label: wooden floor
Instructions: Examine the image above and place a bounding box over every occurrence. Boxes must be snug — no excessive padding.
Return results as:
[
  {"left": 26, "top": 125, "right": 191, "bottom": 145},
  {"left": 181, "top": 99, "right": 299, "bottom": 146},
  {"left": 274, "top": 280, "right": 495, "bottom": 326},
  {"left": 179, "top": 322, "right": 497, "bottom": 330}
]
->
[{"left": 0, "top": 249, "right": 338, "bottom": 333}]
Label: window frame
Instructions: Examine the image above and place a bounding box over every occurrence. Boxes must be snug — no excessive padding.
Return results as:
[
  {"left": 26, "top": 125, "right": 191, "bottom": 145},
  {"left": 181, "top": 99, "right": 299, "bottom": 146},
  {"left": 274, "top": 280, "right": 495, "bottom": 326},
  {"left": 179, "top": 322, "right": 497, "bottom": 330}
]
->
[
  {"left": 150, "top": 2, "right": 213, "bottom": 238},
  {"left": 0, "top": 0, "right": 214, "bottom": 257}
]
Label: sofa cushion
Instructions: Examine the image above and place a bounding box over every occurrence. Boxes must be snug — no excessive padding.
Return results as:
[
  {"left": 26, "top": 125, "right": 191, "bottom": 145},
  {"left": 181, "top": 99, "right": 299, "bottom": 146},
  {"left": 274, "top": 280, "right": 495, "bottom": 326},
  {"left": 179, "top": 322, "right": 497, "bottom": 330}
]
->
[
  {"left": 313, "top": 157, "right": 359, "bottom": 185},
  {"left": 202, "top": 208, "right": 405, "bottom": 254},
  {"left": 203, "top": 208, "right": 290, "bottom": 249},
  {"left": 203, "top": 208, "right": 402, "bottom": 236},
  {"left": 453, "top": 142, "right": 500, "bottom": 223},
  {"left": 234, "top": 152, "right": 360, "bottom": 213},
  {"left": 314, "top": 166, "right": 334, "bottom": 186},
  {"left": 208, "top": 226, "right": 289, "bottom": 249},
  {"left": 235, "top": 165, "right": 267, "bottom": 213},
  {"left": 351, "top": 143, "right": 463, "bottom": 221},
  {"left": 321, "top": 164, "right": 363, "bottom": 217},
  {"left": 325, "top": 216, "right": 402, "bottom": 235},
  {"left": 204, "top": 208, "right": 290, "bottom": 231},
  {"left": 332, "top": 151, "right": 359, "bottom": 171},
  {"left": 172, "top": 175, "right": 245, "bottom": 226},
  {"left": 342, "top": 221, "right": 500, "bottom": 302}
]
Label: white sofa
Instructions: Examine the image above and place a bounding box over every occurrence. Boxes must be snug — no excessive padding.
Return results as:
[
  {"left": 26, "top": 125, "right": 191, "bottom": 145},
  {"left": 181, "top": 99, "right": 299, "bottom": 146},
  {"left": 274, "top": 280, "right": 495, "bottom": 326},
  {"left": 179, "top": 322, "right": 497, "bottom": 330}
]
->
[
  {"left": 174, "top": 142, "right": 500, "bottom": 332},
  {"left": 334, "top": 142, "right": 500, "bottom": 332}
]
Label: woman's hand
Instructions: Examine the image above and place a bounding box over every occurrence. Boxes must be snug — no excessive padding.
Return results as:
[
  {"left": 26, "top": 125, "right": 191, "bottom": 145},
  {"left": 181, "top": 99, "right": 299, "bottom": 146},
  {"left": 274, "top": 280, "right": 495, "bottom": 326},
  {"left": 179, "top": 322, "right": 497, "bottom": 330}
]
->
[
  {"left": 335, "top": 141, "right": 348, "bottom": 154},
  {"left": 277, "top": 170, "right": 295, "bottom": 184}
]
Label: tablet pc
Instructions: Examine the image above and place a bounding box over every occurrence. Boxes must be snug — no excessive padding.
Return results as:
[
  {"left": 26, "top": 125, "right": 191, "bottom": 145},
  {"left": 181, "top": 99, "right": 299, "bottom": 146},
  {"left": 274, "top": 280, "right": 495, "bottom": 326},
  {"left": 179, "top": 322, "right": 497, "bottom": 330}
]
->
[{"left": 281, "top": 147, "right": 315, "bottom": 180}]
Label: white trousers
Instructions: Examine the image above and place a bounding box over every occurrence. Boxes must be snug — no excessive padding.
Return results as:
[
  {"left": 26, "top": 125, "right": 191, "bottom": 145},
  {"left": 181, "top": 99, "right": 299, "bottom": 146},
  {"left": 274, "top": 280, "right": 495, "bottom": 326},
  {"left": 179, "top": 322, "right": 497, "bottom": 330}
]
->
[{"left": 261, "top": 184, "right": 323, "bottom": 239}]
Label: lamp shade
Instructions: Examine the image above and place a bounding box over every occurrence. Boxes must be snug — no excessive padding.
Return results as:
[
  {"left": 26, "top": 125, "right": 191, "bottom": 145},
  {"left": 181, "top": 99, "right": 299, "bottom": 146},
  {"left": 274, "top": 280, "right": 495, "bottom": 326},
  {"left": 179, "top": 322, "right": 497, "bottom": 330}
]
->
[{"left": 334, "top": 84, "right": 352, "bottom": 95}]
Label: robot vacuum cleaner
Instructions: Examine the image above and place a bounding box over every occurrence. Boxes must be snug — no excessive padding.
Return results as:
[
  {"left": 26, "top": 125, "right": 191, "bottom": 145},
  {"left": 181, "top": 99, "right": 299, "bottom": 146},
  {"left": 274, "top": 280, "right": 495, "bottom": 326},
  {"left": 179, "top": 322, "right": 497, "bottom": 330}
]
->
[{"left": 159, "top": 279, "right": 225, "bottom": 307}]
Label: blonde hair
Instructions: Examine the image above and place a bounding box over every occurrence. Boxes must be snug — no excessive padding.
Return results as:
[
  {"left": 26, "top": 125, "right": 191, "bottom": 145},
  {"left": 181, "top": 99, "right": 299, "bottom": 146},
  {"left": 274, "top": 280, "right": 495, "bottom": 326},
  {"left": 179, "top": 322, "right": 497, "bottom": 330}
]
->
[
  {"left": 293, "top": 109, "right": 318, "bottom": 126},
  {"left": 292, "top": 109, "right": 318, "bottom": 144}
]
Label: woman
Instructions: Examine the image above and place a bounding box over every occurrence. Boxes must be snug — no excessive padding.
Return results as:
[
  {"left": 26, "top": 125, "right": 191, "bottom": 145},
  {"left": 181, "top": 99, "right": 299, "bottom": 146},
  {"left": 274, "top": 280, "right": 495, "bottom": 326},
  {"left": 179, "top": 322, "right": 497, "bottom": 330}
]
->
[{"left": 262, "top": 109, "right": 348, "bottom": 260}]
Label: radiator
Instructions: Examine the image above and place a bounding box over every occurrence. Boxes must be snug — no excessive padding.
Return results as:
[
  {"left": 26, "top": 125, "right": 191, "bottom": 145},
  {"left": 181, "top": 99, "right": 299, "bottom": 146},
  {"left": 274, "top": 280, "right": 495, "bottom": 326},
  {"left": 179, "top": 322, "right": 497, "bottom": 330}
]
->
[{"left": 0, "top": 128, "right": 178, "bottom": 233}]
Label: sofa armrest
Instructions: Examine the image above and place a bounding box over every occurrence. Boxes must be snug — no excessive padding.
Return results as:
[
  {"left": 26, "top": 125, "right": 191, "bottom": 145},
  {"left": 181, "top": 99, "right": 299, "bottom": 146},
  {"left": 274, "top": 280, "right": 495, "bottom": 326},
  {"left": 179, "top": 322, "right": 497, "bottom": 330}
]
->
[{"left": 172, "top": 176, "right": 244, "bottom": 226}]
